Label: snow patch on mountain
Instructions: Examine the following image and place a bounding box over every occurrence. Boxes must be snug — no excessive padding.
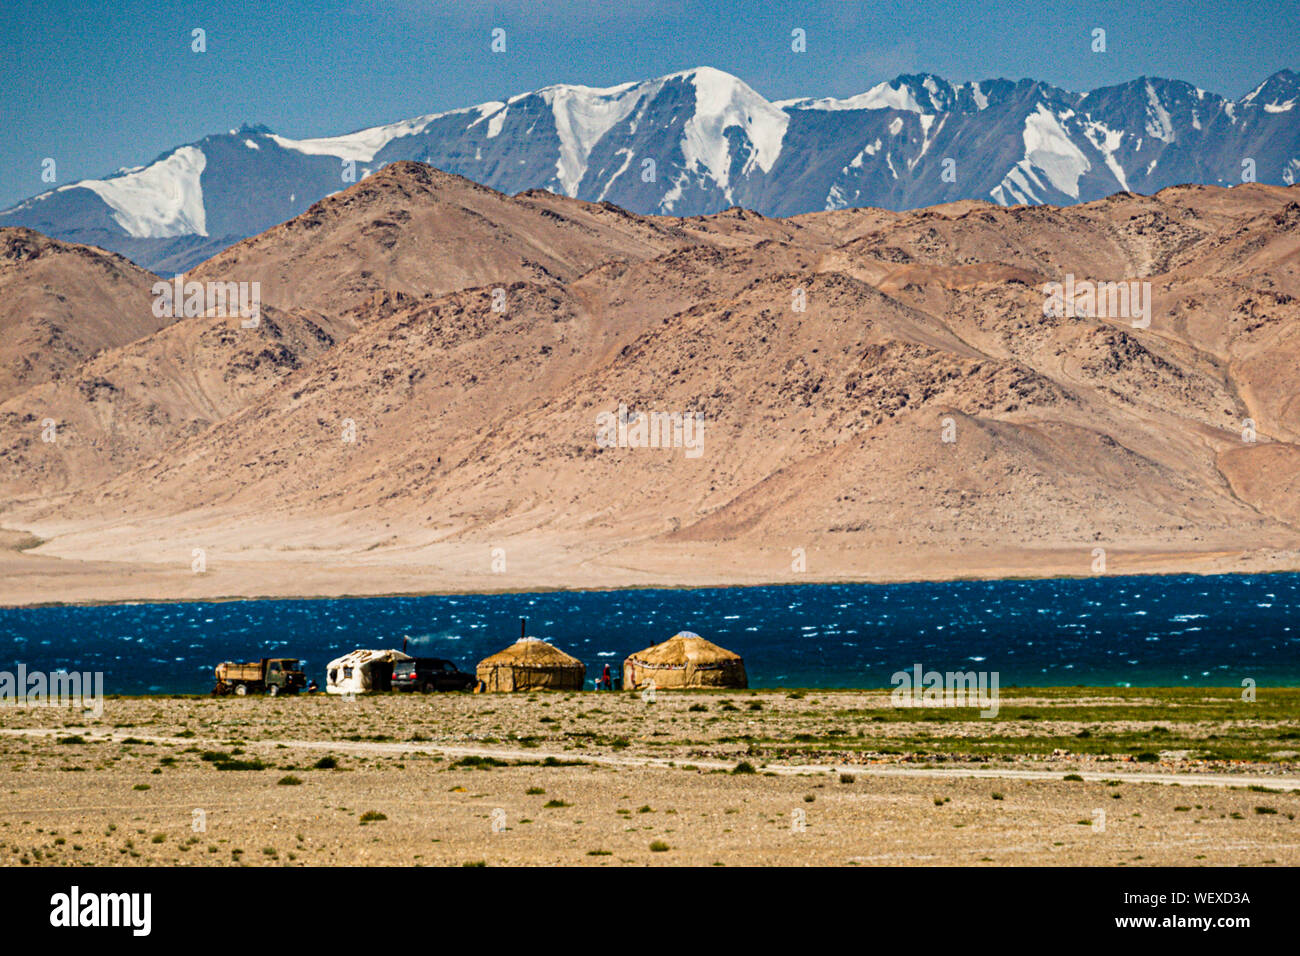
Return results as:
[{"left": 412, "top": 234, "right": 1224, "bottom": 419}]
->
[
  {"left": 80, "top": 146, "right": 208, "bottom": 238},
  {"left": 909, "top": 114, "right": 943, "bottom": 170},
  {"left": 597, "top": 148, "right": 636, "bottom": 201},
  {"left": 540, "top": 81, "right": 644, "bottom": 196},
  {"left": 1242, "top": 79, "right": 1269, "bottom": 105},
  {"left": 1144, "top": 82, "right": 1175, "bottom": 143},
  {"left": 991, "top": 164, "right": 1044, "bottom": 206},
  {"left": 1083, "top": 120, "right": 1129, "bottom": 191},
  {"left": 848, "top": 138, "right": 882, "bottom": 168},
  {"left": 483, "top": 106, "right": 508, "bottom": 138},
  {"left": 1021, "top": 104, "right": 1091, "bottom": 198},
  {"left": 271, "top": 105, "right": 497, "bottom": 162},
  {"left": 781, "top": 79, "right": 923, "bottom": 113}
]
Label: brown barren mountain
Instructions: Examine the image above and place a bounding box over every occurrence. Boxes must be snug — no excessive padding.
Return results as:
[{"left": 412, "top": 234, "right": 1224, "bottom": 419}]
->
[
  {"left": 0, "top": 228, "right": 170, "bottom": 403},
  {"left": 1, "top": 162, "right": 1298, "bottom": 605},
  {"left": 187, "top": 164, "right": 685, "bottom": 315}
]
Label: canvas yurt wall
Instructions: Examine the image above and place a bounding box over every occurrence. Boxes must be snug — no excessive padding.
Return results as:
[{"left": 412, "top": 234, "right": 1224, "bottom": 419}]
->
[
  {"left": 623, "top": 631, "right": 747, "bottom": 689},
  {"left": 326, "top": 649, "right": 412, "bottom": 694},
  {"left": 476, "top": 638, "right": 585, "bottom": 692}
]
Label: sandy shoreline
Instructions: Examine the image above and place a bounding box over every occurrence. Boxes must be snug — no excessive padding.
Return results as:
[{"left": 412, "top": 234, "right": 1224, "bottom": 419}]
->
[{"left": 3, "top": 533, "right": 1298, "bottom": 609}]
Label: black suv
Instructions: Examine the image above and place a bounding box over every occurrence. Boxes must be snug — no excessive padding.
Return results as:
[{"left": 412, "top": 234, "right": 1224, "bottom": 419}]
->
[{"left": 391, "top": 658, "right": 475, "bottom": 693}]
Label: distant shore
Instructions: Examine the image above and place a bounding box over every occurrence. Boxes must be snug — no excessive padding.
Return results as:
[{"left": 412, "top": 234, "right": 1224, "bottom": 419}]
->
[
  {"left": 3, "top": 520, "right": 1299, "bottom": 609},
  {"left": 3, "top": 554, "right": 1299, "bottom": 611}
]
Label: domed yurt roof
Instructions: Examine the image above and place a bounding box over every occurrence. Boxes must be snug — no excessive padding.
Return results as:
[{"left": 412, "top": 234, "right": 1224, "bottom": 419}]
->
[
  {"left": 478, "top": 637, "right": 583, "bottom": 668},
  {"left": 626, "top": 631, "right": 742, "bottom": 666},
  {"left": 623, "top": 631, "right": 747, "bottom": 689}
]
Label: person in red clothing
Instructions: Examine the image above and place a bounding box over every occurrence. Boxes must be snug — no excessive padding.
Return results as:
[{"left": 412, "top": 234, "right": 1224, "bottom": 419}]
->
[{"left": 601, "top": 663, "right": 612, "bottom": 690}]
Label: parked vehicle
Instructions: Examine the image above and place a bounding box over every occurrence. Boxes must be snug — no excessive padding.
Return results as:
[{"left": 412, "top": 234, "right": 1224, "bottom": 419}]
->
[
  {"left": 213, "top": 658, "right": 306, "bottom": 696},
  {"left": 391, "top": 657, "right": 475, "bottom": 693}
]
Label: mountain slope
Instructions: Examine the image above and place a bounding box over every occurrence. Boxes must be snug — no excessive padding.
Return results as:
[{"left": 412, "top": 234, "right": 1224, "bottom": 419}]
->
[
  {"left": 2, "top": 167, "right": 1299, "bottom": 604},
  {"left": 0, "top": 162, "right": 695, "bottom": 499},
  {"left": 0, "top": 229, "right": 169, "bottom": 402},
  {"left": 186, "top": 162, "right": 685, "bottom": 315}
]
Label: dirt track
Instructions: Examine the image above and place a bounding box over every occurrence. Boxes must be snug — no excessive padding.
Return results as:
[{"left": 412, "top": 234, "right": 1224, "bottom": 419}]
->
[{"left": 6, "top": 727, "right": 1300, "bottom": 792}]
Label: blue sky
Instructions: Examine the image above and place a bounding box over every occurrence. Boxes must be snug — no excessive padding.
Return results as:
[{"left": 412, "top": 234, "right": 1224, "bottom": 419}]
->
[{"left": 1, "top": 0, "right": 1296, "bottom": 208}]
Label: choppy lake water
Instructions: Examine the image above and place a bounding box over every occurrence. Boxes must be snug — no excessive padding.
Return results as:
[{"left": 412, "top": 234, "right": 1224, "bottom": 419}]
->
[{"left": 2, "top": 573, "right": 1298, "bottom": 694}]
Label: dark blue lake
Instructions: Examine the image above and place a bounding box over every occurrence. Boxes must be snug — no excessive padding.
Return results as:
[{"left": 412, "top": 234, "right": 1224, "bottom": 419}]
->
[{"left": 2, "top": 573, "right": 1298, "bottom": 694}]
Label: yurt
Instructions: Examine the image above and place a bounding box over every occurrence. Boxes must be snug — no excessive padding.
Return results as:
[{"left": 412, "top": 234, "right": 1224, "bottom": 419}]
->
[
  {"left": 623, "top": 632, "right": 747, "bottom": 689},
  {"left": 326, "top": 648, "right": 412, "bottom": 695},
  {"left": 476, "top": 638, "right": 585, "bottom": 692}
]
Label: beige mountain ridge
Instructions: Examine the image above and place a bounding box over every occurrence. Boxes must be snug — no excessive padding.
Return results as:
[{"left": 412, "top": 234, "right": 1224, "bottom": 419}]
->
[
  {"left": 0, "top": 229, "right": 167, "bottom": 404},
  {"left": 1, "top": 162, "right": 1298, "bottom": 606}
]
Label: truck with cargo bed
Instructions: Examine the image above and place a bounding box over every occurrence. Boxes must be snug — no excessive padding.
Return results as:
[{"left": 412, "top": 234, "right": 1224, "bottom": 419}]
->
[{"left": 213, "top": 658, "right": 305, "bottom": 696}]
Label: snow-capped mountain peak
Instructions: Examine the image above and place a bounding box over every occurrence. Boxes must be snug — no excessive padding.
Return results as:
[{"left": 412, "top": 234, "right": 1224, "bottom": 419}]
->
[
  {"left": 4, "top": 66, "right": 1296, "bottom": 273},
  {"left": 1242, "top": 69, "right": 1300, "bottom": 112},
  {"left": 680, "top": 67, "right": 789, "bottom": 185}
]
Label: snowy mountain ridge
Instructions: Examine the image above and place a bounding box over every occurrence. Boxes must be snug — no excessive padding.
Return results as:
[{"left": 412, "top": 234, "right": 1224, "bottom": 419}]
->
[{"left": 4, "top": 65, "right": 1297, "bottom": 272}]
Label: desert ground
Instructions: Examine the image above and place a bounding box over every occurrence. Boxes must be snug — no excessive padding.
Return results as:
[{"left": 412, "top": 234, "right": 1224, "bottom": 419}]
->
[{"left": 2, "top": 688, "right": 1297, "bottom": 866}]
